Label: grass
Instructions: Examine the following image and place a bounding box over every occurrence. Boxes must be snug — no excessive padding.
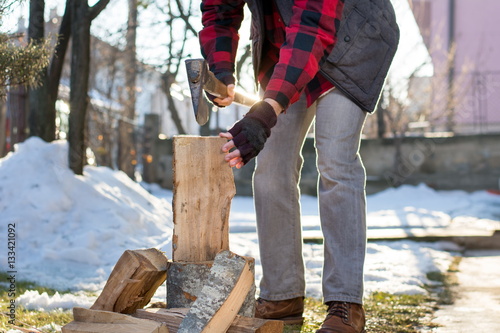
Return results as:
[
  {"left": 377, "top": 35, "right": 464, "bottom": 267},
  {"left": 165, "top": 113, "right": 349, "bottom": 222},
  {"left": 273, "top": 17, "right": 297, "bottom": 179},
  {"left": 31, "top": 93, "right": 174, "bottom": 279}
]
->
[
  {"left": 425, "top": 256, "right": 461, "bottom": 306},
  {"left": 0, "top": 272, "right": 74, "bottom": 332},
  {"left": 284, "top": 293, "right": 437, "bottom": 333},
  {"left": 2, "top": 265, "right": 460, "bottom": 333}
]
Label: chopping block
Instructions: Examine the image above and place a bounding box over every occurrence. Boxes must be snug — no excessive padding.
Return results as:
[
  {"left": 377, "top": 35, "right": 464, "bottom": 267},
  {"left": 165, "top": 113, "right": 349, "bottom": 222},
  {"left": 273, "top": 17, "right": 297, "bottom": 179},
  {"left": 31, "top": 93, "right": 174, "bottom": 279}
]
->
[{"left": 167, "top": 136, "right": 256, "bottom": 317}]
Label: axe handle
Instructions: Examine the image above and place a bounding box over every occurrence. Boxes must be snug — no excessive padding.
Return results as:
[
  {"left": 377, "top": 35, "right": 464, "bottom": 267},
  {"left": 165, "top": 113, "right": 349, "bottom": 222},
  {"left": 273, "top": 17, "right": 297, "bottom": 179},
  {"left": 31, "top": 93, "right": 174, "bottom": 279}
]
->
[{"left": 204, "top": 68, "right": 258, "bottom": 108}]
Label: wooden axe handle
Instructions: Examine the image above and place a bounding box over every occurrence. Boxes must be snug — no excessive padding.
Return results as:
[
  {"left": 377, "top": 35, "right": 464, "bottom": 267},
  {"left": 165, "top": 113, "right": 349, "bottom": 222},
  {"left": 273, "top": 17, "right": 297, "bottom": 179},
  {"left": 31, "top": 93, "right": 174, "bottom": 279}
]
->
[{"left": 203, "top": 67, "right": 259, "bottom": 107}]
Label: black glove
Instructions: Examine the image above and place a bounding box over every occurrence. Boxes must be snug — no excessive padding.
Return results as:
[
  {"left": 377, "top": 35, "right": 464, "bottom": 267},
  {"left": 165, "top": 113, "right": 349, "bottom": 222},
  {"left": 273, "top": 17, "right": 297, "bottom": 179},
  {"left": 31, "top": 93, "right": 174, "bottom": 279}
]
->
[{"left": 228, "top": 101, "right": 278, "bottom": 165}]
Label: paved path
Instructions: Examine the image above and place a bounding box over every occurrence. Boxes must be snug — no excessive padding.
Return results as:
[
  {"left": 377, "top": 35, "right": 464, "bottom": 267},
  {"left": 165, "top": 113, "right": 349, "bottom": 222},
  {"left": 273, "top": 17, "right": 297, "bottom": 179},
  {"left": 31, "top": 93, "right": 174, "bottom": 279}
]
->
[{"left": 430, "top": 250, "right": 500, "bottom": 332}]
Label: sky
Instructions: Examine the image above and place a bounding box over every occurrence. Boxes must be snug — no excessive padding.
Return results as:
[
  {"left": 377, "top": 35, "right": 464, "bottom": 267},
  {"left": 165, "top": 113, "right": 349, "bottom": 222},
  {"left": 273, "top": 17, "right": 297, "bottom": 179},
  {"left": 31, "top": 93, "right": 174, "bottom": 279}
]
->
[{"left": 1, "top": 0, "right": 432, "bottom": 80}]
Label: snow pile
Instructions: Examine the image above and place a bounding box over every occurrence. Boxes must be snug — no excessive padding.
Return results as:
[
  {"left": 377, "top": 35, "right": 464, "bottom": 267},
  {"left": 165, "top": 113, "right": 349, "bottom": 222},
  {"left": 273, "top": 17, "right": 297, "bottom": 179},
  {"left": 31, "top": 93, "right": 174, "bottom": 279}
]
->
[
  {"left": 1, "top": 137, "right": 499, "bottom": 311},
  {"left": 367, "top": 184, "right": 500, "bottom": 230},
  {"left": 0, "top": 137, "right": 173, "bottom": 290}
]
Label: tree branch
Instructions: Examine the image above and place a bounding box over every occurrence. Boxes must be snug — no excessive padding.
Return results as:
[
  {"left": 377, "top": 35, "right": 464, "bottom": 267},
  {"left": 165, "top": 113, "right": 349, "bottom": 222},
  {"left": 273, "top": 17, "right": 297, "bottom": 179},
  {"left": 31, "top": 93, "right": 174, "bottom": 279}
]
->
[
  {"left": 90, "top": 0, "right": 111, "bottom": 21},
  {"left": 48, "top": 0, "right": 71, "bottom": 102},
  {"left": 174, "top": 0, "right": 198, "bottom": 36}
]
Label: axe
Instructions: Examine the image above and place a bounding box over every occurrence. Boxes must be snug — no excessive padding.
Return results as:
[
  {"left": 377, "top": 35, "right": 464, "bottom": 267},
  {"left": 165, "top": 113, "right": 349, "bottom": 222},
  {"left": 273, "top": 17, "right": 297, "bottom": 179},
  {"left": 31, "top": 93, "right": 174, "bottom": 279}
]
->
[{"left": 185, "top": 58, "right": 259, "bottom": 125}]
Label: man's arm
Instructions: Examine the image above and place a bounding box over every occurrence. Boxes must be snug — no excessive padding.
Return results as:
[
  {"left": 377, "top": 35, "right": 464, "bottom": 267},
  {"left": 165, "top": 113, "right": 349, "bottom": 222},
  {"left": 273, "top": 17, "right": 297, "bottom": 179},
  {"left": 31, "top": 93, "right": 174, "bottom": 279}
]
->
[
  {"left": 218, "top": 0, "right": 344, "bottom": 168},
  {"left": 264, "top": 0, "right": 344, "bottom": 109},
  {"left": 219, "top": 0, "right": 344, "bottom": 168},
  {"left": 199, "top": 0, "right": 245, "bottom": 87}
]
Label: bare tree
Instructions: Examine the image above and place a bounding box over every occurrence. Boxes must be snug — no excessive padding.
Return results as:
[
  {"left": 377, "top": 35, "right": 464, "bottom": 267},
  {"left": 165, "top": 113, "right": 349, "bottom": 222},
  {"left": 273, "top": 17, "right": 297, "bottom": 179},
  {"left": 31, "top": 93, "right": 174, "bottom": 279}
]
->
[
  {"left": 372, "top": 47, "right": 470, "bottom": 187},
  {"left": 28, "top": 0, "right": 53, "bottom": 141},
  {"left": 156, "top": 0, "right": 196, "bottom": 134},
  {"left": 27, "top": 0, "right": 71, "bottom": 142},
  {"left": 118, "top": 0, "right": 138, "bottom": 178},
  {"left": 87, "top": 38, "right": 121, "bottom": 169},
  {"left": 155, "top": 0, "right": 253, "bottom": 135},
  {"left": 68, "top": 0, "right": 110, "bottom": 175}
]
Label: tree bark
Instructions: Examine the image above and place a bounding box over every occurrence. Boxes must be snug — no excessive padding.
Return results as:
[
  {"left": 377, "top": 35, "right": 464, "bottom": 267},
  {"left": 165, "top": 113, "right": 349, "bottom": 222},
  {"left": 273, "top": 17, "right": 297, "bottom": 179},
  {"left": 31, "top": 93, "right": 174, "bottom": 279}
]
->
[
  {"left": 177, "top": 251, "right": 254, "bottom": 333},
  {"left": 68, "top": 0, "right": 91, "bottom": 175},
  {"left": 8, "top": 86, "right": 28, "bottom": 148},
  {"left": 28, "top": 0, "right": 54, "bottom": 142},
  {"left": 47, "top": 0, "right": 71, "bottom": 117},
  {"left": 118, "top": 0, "right": 138, "bottom": 178},
  {"left": 68, "top": 0, "right": 109, "bottom": 174},
  {"left": 0, "top": 100, "right": 7, "bottom": 156}
]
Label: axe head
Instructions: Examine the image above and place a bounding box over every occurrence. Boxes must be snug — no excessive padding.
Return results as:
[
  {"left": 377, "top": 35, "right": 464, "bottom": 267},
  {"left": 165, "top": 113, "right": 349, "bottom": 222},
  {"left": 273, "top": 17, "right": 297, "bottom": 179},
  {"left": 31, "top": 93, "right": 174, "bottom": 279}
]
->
[{"left": 185, "top": 59, "right": 210, "bottom": 126}]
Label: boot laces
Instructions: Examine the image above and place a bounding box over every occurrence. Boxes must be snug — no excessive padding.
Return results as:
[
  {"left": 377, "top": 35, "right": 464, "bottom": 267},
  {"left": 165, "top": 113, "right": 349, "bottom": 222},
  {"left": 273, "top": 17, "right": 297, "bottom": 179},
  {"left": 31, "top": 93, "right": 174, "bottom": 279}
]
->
[{"left": 327, "top": 301, "right": 349, "bottom": 321}]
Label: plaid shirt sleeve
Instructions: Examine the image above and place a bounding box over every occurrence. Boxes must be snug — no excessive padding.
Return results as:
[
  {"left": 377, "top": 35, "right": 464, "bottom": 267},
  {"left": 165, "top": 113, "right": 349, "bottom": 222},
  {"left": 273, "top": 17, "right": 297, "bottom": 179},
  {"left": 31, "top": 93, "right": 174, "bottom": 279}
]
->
[
  {"left": 264, "top": 0, "right": 344, "bottom": 109},
  {"left": 199, "top": 0, "right": 245, "bottom": 86}
]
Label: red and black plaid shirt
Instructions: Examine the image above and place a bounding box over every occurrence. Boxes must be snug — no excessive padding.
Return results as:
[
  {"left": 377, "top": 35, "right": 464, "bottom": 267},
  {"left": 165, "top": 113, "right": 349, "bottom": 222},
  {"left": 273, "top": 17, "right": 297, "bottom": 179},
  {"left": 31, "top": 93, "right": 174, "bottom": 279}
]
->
[{"left": 199, "top": 0, "right": 344, "bottom": 109}]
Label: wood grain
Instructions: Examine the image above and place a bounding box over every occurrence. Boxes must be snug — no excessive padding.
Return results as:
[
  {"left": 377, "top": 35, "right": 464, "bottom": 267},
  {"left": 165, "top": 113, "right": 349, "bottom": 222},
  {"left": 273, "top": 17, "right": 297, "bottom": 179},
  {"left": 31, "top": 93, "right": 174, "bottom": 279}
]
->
[
  {"left": 172, "top": 136, "right": 235, "bottom": 262},
  {"left": 90, "top": 249, "right": 168, "bottom": 314}
]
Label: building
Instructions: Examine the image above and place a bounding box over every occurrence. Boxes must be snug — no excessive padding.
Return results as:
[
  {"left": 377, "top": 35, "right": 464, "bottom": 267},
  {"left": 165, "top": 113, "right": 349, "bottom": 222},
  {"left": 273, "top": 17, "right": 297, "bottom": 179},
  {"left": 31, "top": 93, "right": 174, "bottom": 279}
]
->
[
  {"left": 410, "top": 0, "right": 500, "bottom": 134},
  {"left": 1, "top": 8, "right": 199, "bottom": 159}
]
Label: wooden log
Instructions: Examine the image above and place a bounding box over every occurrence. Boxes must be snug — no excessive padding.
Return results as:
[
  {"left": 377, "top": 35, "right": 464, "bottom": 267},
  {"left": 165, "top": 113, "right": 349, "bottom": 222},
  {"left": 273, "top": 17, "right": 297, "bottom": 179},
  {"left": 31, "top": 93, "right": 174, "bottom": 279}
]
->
[
  {"left": 172, "top": 136, "right": 236, "bottom": 262},
  {"left": 167, "top": 261, "right": 213, "bottom": 307},
  {"left": 167, "top": 261, "right": 256, "bottom": 317},
  {"left": 134, "top": 308, "right": 283, "bottom": 333},
  {"left": 177, "top": 251, "right": 254, "bottom": 333},
  {"left": 62, "top": 307, "right": 169, "bottom": 333},
  {"left": 91, "top": 248, "right": 168, "bottom": 314}
]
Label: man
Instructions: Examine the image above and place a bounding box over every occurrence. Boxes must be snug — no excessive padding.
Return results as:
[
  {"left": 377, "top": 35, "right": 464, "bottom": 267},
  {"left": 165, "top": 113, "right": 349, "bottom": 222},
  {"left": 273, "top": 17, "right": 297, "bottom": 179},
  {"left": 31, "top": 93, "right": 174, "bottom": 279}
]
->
[{"left": 199, "top": 0, "right": 399, "bottom": 332}]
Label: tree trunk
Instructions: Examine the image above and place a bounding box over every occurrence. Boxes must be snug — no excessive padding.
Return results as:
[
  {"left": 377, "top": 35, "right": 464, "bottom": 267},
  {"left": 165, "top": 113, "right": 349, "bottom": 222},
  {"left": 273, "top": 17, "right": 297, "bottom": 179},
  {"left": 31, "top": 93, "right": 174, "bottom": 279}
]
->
[
  {"left": 68, "top": 0, "right": 91, "bottom": 175},
  {"left": 28, "top": 0, "right": 54, "bottom": 142},
  {"left": 118, "top": 0, "right": 138, "bottom": 178},
  {"left": 48, "top": 0, "right": 71, "bottom": 119},
  {"left": 67, "top": 0, "right": 109, "bottom": 174},
  {"left": 8, "top": 86, "right": 28, "bottom": 148},
  {"left": 162, "top": 74, "right": 186, "bottom": 134},
  {"left": 0, "top": 100, "right": 6, "bottom": 156}
]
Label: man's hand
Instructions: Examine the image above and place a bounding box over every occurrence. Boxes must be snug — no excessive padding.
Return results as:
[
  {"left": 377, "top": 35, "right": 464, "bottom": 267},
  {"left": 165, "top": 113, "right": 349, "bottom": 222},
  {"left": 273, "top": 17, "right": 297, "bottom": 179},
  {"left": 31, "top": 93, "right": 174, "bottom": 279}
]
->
[
  {"left": 220, "top": 100, "right": 280, "bottom": 168},
  {"left": 213, "top": 84, "right": 235, "bottom": 107},
  {"left": 206, "top": 84, "right": 235, "bottom": 108}
]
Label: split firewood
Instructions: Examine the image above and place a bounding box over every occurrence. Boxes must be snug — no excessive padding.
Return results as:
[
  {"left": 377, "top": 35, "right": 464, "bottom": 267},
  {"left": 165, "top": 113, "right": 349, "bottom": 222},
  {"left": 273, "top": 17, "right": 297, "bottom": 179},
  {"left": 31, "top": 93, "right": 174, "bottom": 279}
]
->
[
  {"left": 62, "top": 307, "right": 169, "bottom": 333},
  {"left": 91, "top": 248, "right": 168, "bottom": 314},
  {"left": 134, "top": 308, "right": 284, "bottom": 333},
  {"left": 172, "top": 136, "right": 236, "bottom": 262},
  {"left": 177, "top": 250, "right": 254, "bottom": 333}
]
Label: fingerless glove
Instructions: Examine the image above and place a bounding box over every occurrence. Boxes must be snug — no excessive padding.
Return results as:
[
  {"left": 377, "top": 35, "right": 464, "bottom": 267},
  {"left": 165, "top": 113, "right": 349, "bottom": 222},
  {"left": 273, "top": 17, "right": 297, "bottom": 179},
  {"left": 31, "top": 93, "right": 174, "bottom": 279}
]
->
[{"left": 228, "top": 101, "right": 278, "bottom": 165}]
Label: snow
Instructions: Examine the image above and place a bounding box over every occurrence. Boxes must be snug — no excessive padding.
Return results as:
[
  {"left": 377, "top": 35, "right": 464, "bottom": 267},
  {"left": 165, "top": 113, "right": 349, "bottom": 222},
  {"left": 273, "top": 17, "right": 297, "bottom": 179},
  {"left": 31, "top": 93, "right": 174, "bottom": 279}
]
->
[
  {"left": 16, "top": 290, "right": 95, "bottom": 312},
  {"left": 1, "top": 138, "right": 500, "bottom": 312}
]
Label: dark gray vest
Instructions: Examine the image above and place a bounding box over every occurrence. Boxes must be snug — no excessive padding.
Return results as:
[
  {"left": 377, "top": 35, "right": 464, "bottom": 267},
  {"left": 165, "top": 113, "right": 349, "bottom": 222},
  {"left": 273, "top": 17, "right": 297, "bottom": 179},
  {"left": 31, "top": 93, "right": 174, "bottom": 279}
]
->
[{"left": 246, "top": 0, "right": 400, "bottom": 112}]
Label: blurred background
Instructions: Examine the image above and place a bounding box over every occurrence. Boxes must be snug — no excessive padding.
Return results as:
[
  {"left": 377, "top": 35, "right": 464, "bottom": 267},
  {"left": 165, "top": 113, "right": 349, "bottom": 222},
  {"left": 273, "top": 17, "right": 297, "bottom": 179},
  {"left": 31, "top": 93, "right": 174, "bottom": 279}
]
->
[{"left": 1, "top": 0, "right": 499, "bottom": 195}]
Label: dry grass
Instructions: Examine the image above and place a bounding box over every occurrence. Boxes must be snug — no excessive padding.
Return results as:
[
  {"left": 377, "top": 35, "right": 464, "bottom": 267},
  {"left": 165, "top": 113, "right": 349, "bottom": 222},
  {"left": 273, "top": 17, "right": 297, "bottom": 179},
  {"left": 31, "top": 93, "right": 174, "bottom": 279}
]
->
[{"left": 2, "top": 271, "right": 450, "bottom": 333}]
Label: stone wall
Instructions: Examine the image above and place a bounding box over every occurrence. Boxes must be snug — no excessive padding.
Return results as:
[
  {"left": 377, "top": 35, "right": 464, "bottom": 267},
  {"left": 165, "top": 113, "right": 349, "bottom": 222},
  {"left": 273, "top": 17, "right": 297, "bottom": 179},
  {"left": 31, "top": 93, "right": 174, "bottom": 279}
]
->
[{"left": 150, "top": 134, "right": 500, "bottom": 196}]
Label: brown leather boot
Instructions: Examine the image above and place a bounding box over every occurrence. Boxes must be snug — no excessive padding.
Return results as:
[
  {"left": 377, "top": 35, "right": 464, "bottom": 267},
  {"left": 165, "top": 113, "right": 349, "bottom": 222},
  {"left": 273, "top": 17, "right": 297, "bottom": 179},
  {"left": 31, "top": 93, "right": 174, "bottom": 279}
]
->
[
  {"left": 316, "top": 301, "right": 366, "bottom": 333},
  {"left": 255, "top": 297, "right": 304, "bottom": 325}
]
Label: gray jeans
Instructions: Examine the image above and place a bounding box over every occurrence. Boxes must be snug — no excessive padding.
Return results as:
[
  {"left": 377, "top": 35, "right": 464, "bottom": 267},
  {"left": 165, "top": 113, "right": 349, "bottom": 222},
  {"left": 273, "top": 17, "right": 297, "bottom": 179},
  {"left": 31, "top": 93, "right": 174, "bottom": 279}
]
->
[{"left": 253, "top": 88, "right": 367, "bottom": 305}]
